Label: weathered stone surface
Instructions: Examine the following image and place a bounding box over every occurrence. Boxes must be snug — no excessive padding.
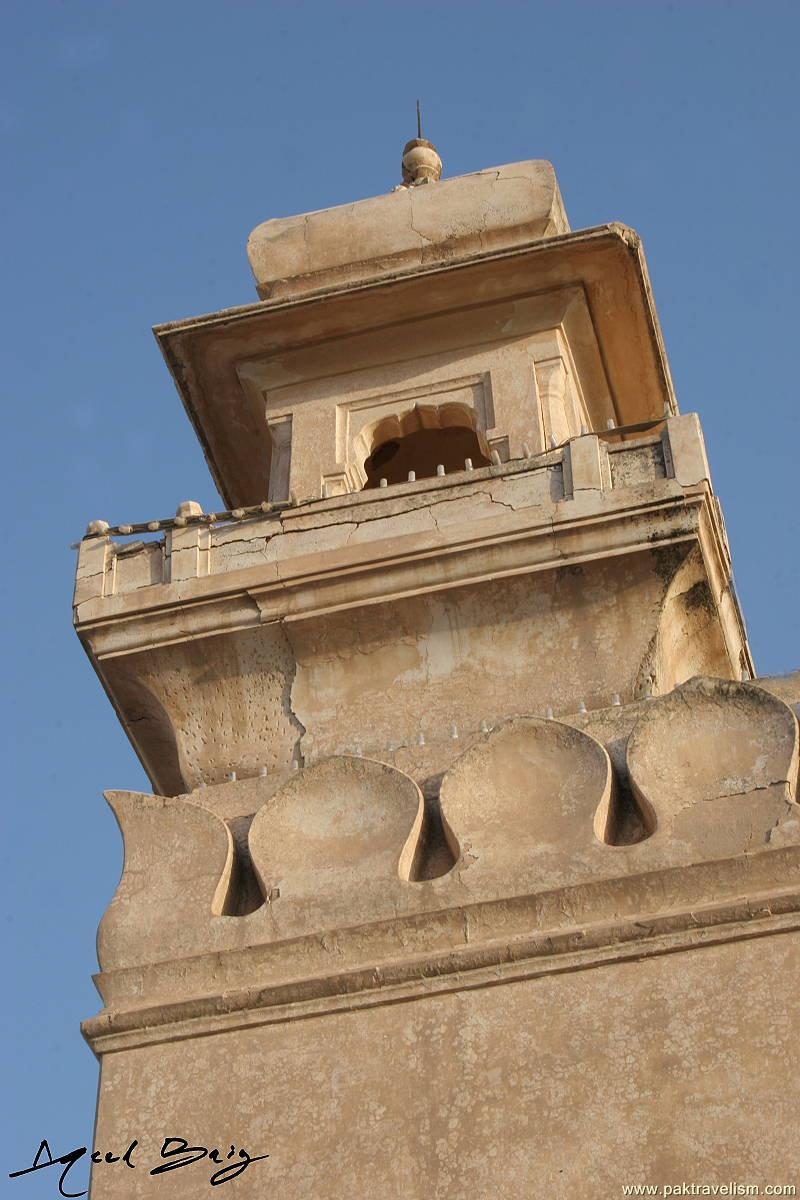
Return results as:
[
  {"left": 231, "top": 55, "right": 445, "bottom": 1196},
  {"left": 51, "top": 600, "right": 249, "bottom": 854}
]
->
[
  {"left": 627, "top": 676, "right": 799, "bottom": 857},
  {"left": 438, "top": 716, "right": 612, "bottom": 891},
  {"left": 74, "top": 429, "right": 750, "bottom": 795},
  {"left": 248, "top": 756, "right": 425, "bottom": 938},
  {"left": 156, "top": 225, "right": 678, "bottom": 511},
  {"left": 89, "top": 932, "right": 800, "bottom": 1199},
  {"left": 89, "top": 679, "right": 800, "bottom": 1002},
  {"left": 98, "top": 791, "right": 234, "bottom": 971},
  {"left": 247, "top": 160, "right": 570, "bottom": 301},
  {"left": 77, "top": 147, "right": 798, "bottom": 1198}
]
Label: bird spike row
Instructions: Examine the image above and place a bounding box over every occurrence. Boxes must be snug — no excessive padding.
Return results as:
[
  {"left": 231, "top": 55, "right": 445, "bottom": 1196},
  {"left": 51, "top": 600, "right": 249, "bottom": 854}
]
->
[
  {"left": 76, "top": 415, "right": 671, "bottom": 547},
  {"left": 80, "top": 499, "right": 292, "bottom": 541}
]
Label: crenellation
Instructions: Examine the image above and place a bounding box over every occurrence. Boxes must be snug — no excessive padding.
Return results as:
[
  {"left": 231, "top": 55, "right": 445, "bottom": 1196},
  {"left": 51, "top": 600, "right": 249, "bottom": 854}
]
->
[{"left": 88, "top": 677, "right": 800, "bottom": 1024}]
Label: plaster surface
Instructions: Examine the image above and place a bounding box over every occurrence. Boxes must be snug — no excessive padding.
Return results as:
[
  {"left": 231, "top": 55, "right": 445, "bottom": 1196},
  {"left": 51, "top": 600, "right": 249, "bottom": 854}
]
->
[{"left": 90, "top": 933, "right": 799, "bottom": 1199}]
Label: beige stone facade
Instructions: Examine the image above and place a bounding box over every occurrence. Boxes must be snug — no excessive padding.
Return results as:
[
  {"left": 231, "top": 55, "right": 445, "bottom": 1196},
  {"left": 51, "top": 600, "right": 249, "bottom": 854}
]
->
[{"left": 76, "top": 153, "right": 799, "bottom": 1197}]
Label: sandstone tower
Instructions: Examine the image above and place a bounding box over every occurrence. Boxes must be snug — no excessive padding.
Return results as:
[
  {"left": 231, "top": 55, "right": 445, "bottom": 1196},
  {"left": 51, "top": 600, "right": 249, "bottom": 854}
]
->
[{"left": 76, "top": 138, "right": 800, "bottom": 1197}]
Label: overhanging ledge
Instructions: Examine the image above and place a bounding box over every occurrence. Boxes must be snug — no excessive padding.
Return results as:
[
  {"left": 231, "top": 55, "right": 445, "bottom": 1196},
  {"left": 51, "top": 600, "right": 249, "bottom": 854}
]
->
[{"left": 155, "top": 225, "right": 678, "bottom": 509}]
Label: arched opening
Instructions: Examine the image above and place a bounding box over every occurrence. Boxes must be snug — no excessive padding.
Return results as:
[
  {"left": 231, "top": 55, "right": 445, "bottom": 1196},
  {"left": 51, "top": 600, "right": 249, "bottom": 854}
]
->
[{"left": 360, "top": 404, "right": 491, "bottom": 489}]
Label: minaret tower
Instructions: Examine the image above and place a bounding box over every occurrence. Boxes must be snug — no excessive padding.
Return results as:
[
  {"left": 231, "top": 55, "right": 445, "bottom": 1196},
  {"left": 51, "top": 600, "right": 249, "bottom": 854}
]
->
[{"left": 76, "top": 132, "right": 800, "bottom": 1197}]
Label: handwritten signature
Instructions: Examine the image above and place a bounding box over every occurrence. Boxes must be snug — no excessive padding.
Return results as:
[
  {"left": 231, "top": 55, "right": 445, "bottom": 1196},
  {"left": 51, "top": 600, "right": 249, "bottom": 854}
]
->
[{"left": 9, "top": 1136, "right": 269, "bottom": 1195}]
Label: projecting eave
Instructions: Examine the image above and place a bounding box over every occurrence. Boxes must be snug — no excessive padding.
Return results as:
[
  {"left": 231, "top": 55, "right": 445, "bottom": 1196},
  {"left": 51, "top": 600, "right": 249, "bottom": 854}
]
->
[{"left": 155, "top": 223, "right": 678, "bottom": 510}]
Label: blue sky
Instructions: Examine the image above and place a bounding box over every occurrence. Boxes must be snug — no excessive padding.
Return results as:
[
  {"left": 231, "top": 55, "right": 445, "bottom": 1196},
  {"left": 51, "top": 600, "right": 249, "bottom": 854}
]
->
[{"left": 2, "top": 0, "right": 798, "bottom": 1191}]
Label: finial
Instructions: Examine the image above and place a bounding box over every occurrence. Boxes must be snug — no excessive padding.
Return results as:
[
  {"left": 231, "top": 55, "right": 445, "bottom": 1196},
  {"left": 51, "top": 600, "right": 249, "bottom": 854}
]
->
[{"left": 401, "top": 101, "right": 442, "bottom": 186}]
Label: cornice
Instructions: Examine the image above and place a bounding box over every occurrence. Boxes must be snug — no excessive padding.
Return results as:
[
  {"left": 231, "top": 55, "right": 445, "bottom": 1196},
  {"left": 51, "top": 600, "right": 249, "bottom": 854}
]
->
[
  {"left": 83, "top": 845, "right": 800, "bottom": 1055},
  {"left": 76, "top": 487, "right": 709, "bottom": 661}
]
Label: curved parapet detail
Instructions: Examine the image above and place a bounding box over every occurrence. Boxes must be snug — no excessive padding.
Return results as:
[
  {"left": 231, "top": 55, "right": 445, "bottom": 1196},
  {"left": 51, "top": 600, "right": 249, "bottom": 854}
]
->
[
  {"left": 97, "top": 791, "right": 235, "bottom": 972},
  {"left": 627, "top": 676, "right": 800, "bottom": 858},
  {"left": 248, "top": 757, "right": 425, "bottom": 938},
  {"left": 438, "top": 716, "right": 614, "bottom": 894}
]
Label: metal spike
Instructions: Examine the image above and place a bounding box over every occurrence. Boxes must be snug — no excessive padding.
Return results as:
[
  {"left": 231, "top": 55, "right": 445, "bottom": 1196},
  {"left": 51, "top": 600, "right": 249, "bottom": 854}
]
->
[
  {"left": 407, "top": 470, "right": 416, "bottom": 482},
  {"left": 464, "top": 458, "right": 473, "bottom": 470},
  {"left": 436, "top": 464, "right": 445, "bottom": 476}
]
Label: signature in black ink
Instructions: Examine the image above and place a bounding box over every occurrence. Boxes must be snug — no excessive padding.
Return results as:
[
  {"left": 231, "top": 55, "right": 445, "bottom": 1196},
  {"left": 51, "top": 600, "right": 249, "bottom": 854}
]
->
[
  {"left": 9, "top": 1135, "right": 269, "bottom": 1196},
  {"left": 150, "top": 1137, "right": 270, "bottom": 1186}
]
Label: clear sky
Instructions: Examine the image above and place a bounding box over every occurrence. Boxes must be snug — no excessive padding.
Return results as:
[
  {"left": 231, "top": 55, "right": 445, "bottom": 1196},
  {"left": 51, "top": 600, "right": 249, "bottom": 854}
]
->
[{"left": 2, "top": 0, "right": 798, "bottom": 1191}]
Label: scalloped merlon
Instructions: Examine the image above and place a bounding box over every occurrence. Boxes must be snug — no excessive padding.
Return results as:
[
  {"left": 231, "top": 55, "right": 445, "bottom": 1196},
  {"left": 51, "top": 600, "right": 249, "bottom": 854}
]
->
[
  {"left": 439, "top": 716, "right": 613, "bottom": 893},
  {"left": 248, "top": 757, "right": 425, "bottom": 939},
  {"left": 97, "top": 791, "right": 234, "bottom": 972},
  {"left": 627, "top": 676, "right": 800, "bottom": 857}
]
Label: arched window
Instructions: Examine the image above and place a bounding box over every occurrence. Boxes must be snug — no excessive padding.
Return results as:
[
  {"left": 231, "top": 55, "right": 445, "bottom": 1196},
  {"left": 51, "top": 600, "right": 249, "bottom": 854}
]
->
[{"left": 360, "top": 404, "right": 491, "bottom": 489}]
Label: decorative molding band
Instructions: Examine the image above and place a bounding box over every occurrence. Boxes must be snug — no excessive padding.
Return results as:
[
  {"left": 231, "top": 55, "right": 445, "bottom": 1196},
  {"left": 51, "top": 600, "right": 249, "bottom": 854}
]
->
[{"left": 83, "top": 885, "right": 800, "bottom": 1056}]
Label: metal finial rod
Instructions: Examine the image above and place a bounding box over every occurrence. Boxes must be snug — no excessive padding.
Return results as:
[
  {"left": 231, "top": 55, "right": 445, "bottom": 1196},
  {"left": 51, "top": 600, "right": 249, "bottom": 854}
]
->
[{"left": 417, "top": 99, "right": 422, "bottom": 139}]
